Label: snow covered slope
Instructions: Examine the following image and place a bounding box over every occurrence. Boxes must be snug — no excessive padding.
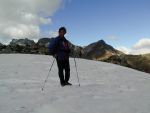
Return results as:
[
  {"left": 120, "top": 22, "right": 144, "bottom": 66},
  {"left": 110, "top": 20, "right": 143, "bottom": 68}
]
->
[{"left": 0, "top": 54, "right": 150, "bottom": 113}]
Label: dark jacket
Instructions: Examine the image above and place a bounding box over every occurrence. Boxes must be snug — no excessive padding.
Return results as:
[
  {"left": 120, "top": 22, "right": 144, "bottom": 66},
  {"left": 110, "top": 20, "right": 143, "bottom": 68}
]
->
[{"left": 49, "top": 36, "right": 71, "bottom": 60}]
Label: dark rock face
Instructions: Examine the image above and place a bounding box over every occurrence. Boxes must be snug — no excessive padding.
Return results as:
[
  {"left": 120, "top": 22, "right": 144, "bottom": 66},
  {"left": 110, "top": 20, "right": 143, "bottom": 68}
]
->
[
  {"left": 10, "top": 38, "right": 35, "bottom": 46},
  {"left": 82, "top": 40, "right": 119, "bottom": 60},
  {"left": 37, "top": 38, "right": 54, "bottom": 47}
]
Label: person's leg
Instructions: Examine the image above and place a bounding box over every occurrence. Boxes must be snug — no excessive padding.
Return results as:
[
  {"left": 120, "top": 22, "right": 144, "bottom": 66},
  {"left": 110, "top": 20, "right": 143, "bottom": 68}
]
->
[
  {"left": 56, "top": 59, "right": 65, "bottom": 86},
  {"left": 64, "top": 59, "right": 71, "bottom": 84}
]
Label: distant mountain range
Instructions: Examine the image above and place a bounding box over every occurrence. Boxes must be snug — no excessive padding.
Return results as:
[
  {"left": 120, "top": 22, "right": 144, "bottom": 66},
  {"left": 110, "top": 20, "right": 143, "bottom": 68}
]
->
[{"left": 0, "top": 38, "right": 149, "bottom": 74}]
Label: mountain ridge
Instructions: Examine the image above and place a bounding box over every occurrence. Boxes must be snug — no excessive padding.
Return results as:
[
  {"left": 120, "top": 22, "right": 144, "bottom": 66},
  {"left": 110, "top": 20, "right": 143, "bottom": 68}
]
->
[{"left": 0, "top": 38, "right": 149, "bottom": 74}]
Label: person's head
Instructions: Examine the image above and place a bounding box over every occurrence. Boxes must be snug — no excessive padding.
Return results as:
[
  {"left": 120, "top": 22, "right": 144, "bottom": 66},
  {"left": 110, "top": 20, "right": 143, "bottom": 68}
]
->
[{"left": 58, "top": 27, "right": 67, "bottom": 38}]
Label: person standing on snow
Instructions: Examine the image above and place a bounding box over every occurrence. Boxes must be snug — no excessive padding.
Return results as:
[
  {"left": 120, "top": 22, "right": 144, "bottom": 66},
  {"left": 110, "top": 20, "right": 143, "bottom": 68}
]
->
[{"left": 49, "top": 27, "right": 72, "bottom": 86}]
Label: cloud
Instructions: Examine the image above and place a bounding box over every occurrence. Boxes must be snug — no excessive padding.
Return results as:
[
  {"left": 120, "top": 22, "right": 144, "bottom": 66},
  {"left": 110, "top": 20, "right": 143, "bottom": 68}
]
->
[
  {"left": 50, "top": 31, "right": 58, "bottom": 38},
  {"left": 116, "top": 46, "right": 131, "bottom": 54},
  {"left": 3, "top": 24, "right": 40, "bottom": 39},
  {"left": 133, "top": 38, "right": 150, "bottom": 49},
  {"left": 131, "top": 48, "right": 150, "bottom": 55},
  {"left": 0, "top": 0, "right": 63, "bottom": 44},
  {"left": 132, "top": 38, "right": 150, "bottom": 55},
  {"left": 116, "top": 38, "right": 150, "bottom": 55}
]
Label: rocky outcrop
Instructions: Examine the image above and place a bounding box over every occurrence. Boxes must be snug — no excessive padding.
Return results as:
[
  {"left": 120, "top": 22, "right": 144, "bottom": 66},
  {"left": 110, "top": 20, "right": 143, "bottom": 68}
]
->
[
  {"left": 10, "top": 38, "right": 35, "bottom": 46},
  {"left": 37, "top": 38, "right": 55, "bottom": 47}
]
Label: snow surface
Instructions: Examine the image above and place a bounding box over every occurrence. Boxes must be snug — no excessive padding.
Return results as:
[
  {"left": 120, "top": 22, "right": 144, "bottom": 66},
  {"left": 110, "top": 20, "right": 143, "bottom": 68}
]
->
[{"left": 0, "top": 54, "right": 150, "bottom": 113}]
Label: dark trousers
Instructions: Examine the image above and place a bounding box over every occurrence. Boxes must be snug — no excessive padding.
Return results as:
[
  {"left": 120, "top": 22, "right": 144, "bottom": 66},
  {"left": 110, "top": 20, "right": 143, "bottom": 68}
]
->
[{"left": 56, "top": 59, "right": 70, "bottom": 84}]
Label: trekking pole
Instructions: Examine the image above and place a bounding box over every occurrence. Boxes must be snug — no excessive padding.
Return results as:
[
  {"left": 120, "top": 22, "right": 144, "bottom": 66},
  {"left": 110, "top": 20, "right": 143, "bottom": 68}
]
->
[
  {"left": 74, "top": 57, "right": 80, "bottom": 87},
  {"left": 41, "top": 58, "right": 55, "bottom": 91}
]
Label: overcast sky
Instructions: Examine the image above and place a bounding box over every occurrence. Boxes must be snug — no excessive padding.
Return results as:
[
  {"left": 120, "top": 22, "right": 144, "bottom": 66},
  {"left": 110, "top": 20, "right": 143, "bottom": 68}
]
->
[{"left": 0, "top": 0, "right": 150, "bottom": 55}]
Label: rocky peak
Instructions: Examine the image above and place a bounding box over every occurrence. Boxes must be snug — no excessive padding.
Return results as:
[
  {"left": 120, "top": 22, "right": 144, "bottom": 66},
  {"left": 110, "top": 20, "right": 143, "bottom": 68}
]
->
[
  {"left": 10, "top": 38, "right": 35, "bottom": 46},
  {"left": 82, "top": 39, "right": 120, "bottom": 60},
  {"left": 97, "top": 39, "right": 106, "bottom": 45}
]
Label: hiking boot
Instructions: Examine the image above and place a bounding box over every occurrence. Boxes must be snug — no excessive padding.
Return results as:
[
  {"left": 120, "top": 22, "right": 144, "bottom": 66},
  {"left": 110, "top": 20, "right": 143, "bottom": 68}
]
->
[
  {"left": 65, "top": 82, "right": 72, "bottom": 86},
  {"left": 61, "top": 82, "right": 66, "bottom": 87}
]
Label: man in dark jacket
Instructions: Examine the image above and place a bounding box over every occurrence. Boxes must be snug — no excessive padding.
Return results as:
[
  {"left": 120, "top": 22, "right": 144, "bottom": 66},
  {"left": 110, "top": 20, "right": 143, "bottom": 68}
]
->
[{"left": 49, "top": 27, "right": 72, "bottom": 86}]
